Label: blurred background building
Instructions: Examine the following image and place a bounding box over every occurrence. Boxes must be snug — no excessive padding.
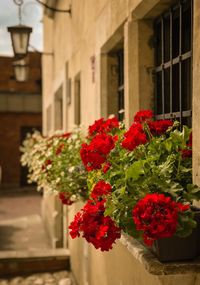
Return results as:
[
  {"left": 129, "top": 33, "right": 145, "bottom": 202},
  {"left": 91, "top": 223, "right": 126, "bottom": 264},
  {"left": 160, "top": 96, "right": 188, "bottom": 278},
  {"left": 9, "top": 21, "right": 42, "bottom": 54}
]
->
[{"left": 0, "top": 52, "right": 42, "bottom": 188}]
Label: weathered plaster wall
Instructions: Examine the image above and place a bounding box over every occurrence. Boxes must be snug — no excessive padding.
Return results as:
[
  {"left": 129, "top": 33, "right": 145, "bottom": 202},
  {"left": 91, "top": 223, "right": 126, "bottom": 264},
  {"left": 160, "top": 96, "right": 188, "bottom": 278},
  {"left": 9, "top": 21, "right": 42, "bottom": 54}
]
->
[{"left": 42, "top": 0, "right": 200, "bottom": 284}]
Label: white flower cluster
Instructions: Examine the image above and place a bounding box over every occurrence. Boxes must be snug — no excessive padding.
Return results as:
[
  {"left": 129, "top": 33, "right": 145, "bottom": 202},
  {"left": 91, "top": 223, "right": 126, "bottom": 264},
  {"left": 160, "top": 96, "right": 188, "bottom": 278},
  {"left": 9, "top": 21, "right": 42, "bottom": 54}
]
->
[{"left": 20, "top": 128, "right": 88, "bottom": 201}]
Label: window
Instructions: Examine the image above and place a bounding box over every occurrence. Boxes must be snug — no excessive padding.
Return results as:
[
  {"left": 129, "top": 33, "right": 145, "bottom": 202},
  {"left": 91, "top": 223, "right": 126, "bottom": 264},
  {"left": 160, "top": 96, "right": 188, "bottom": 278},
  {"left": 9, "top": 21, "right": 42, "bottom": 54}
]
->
[
  {"left": 46, "top": 104, "right": 52, "bottom": 133},
  {"left": 154, "top": 0, "right": 192, "bottom": 126},
  {"left": 55, "top": 85, "right": 63, "bottom": 130},
  {"left": 101, "top": 36, "right": 124, "bottom": 120},
  {"left": 117, "top": 50, "right": 124, "bottom": 121},
  {"left": 74, "top": 73, "right": 81, "bottom": 125}
]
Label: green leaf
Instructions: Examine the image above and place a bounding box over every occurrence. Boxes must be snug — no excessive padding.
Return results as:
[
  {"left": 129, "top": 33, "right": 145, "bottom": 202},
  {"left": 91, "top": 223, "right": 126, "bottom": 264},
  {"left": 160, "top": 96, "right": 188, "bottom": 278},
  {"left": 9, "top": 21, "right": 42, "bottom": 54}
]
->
[{"left": 125, "top": 160, "right": 144, "bottom": 182}]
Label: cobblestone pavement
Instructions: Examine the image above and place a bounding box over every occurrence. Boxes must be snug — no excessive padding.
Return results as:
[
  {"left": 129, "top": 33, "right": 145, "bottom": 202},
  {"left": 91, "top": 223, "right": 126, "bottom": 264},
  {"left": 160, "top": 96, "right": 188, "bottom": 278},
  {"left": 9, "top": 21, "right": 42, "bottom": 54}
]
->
[{"left": 0, "top": 270, "right": 72, "bottom": 285}]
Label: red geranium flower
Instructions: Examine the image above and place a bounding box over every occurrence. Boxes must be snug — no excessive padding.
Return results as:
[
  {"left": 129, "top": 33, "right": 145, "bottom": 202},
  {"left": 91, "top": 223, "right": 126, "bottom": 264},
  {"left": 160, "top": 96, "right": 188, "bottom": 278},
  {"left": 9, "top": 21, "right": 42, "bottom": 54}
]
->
[
  {"left": 69, "top": 212, "right": 82, "bottom": 238},
  {"left": 91, "top": 180, "right": 112, "bottom": 200},
  {"left": 69, "top": 199, "right": 121, "bottom": 251},
  {"left": 80, "top": 133, "right": 116, "bottom": 171},
  {"left": 59, "top": 192, "right": 74, "bottom": 205},
  {"left": 148, "top": 120, "right": 173, "bottom": 136},
  {"left": 181, "top": 132, "right": 192, "bottom": 158},
  {"left": 80, "top": 143, "right": 106, "bottom": 171},
  {"left": 188, "top": 132, "right": 192, "bottom": 147},
  {"left": 89, "top": 118, "right": 105, "bottom": 136},
  {"left": 134, "top": 110, "right": 153, "bottom": 123},
  {"left": 121, "top": 123, "right": 147, "bottom": 151},
  {"left": 61, "top": 132, "right": 71, "bottom": 138},
  {"left": 42, "top": 159, "right": 52, "bottom": 171},
  {"left": 56, "top": 143, "right": 65, "bottom": 155},
  {"left": 132, "top": 193, "right": 189, "bottom": 246},
  {"left": 181, "top": 149, "right": 192, "bottom": 158},
  {"left": 104, "top": 117, "right": 119, "bottom": 133},
  {"left": 102, "top": 162, "right": 111, "bottom": 173},
  {"left": 88, "top": 117, "right": 119, "bottom": 136},
  {"left": 90, "top": 133, "right": 115, "bottom": 155}
]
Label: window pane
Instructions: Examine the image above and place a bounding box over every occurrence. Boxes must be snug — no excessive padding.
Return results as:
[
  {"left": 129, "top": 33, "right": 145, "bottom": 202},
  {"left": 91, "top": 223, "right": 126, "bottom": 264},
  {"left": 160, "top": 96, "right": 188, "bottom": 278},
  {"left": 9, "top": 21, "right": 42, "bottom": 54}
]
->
[
  {"left": 155, "top": 21, "right": 162, "bottom": 66},
  {"left": 118, "top": 90, "right": 124, "bottom": 121},
  {"left": 172, "top": 63, "right": 180, "bottom": 112},
  {"left": 182, "top": 58, "right": 191, "bottom": 111},
  {"left": 118, "top": 51, "right": 124, "bottom": 86},
  {"left": 156, "top": 71, "right": 163, "bottom": 114},
  {"left": 154, "top": 0, "right": 192, "bottom": 125},
  {"left": 182, "top": 116, "right": 192, "bottom": 127},
  {"left": 117, "top": 50, "right": 124, "bottom": 121},
  {"left": 172, "top": 7, "right": 180, "bottom": 58},
  {"left": 182, "top": 0, "right": 191, "bottom": 53},
  {"left": 164, "top": 68, "right": 170, "bottom": 113},
  {"left": 164, "top": 15, "right": 170, "bottom": 62}
]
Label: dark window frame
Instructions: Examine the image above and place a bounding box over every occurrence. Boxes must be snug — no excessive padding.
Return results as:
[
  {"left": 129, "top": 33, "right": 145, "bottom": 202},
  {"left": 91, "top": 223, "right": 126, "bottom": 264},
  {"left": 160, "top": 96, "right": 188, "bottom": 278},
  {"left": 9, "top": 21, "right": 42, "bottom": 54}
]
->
[
  {"left": 154, "top": 0, "right": 193, "bottom": 126},
  {"left": 117, "top": 50, "right": 124, "bottom": 121}
]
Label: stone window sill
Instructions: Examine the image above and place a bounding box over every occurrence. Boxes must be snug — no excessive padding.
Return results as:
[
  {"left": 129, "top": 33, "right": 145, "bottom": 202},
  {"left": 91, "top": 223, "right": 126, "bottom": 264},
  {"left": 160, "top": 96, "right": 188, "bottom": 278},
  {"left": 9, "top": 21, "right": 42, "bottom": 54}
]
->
[{"left": 120, "top": 234, "right": 200, "bottom": 275}]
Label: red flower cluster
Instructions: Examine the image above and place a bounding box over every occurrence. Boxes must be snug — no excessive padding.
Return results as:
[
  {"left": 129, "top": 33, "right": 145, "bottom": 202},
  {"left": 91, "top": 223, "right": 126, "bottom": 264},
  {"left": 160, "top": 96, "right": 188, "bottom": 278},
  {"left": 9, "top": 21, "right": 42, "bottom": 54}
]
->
[
  {"left": 132, "top": 193, "right": 189, "bottom": 246},
  {"left": 91, "top": 180, "right": 112, "bottom": 200},
  {"left": 121, "top": 110, "right": 173, "bottom": 151},
  {"left": 102, "top": 162, "right": 111, "bottom": 173},
  {"left": 182, "top": 132, "right": 192, "bottom": 158},
  {"left": 56, "top": 143, "right": 65, "bottom": 155},
  {"left": 134, "top": 110, "right": 153, "bottom": 123},
  {"left": 49, "top": 132, "right": 71, "bottom": 140},
  {"left": 59, "top": 192, "right": 74, "bottom": 205},
  {"left": 42, "top": 159, "right": 52, "bottom": 171},
  {"left": 80, "top": 133, "right": 116, "bottom": 171},
  {"left": 121, "top": 123, "right": 147, "bottom": 151},
  {"left": 89, "top": 117, "right": 119, "bottom": 136},
  {"left": 148, "top": 120, "right": 173, "bottom": 136},
  {"left": 69, "top": 199, "right": 121, "bottom": 251},
  {"left": 61, "top": 132, "right": 71, "bottom": 139}
]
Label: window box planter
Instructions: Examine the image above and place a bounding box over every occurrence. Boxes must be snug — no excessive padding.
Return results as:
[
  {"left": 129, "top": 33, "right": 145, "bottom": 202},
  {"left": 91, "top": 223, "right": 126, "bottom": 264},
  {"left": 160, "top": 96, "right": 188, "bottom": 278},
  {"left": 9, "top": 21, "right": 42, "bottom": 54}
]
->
[{"left": 151, "top": 207, "right": 200, "bottom": 262}]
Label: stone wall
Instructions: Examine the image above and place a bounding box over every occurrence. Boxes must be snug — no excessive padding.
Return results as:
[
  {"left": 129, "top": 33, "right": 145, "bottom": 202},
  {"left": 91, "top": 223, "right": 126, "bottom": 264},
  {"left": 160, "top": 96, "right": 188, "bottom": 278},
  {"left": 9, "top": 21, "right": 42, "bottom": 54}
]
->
[
  {"left": 0, "top": 52, "right": 42, "bottom": 95},
  {"left": 42, "top": 0, "right": 200, "bottom": 284}
]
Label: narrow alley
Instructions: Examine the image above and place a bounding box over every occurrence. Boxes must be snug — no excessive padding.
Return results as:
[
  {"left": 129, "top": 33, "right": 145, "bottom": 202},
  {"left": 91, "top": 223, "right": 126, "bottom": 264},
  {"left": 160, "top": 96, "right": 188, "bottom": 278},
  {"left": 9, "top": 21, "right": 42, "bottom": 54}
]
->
[{"left": 0, "top": 189, "right": 73, "bottom": 285}]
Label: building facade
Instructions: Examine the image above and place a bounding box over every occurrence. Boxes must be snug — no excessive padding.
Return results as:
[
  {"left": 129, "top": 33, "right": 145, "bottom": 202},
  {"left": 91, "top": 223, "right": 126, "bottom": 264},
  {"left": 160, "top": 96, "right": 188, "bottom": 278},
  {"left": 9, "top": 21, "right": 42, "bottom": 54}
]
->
[
  {"left": 42, "top": 0, "right": 200, "bottom": 284},
  {"left": 0, "top": 52, "right": 42, "bottom": 188}
]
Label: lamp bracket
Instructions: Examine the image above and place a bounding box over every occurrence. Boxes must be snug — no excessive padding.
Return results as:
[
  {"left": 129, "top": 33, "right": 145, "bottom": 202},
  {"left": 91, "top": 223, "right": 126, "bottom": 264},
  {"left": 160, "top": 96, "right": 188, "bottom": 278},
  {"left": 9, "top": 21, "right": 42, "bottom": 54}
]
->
[
  {"left": 29, "top": 44, "right": 53, "bottom": 55},
  {"left": 35, "top": 0, "right": 71, "bottom": 15}
]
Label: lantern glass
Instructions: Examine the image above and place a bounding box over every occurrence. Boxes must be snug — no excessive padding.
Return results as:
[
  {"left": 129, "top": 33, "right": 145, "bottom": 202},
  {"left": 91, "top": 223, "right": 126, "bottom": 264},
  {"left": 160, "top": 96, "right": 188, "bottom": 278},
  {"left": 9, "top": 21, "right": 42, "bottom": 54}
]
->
[
  {"left": 8, "top": 25, "right": 32, "bottom": 57},
  {"left": 13, "top": 58, "right": 29, "bottom": 82}
]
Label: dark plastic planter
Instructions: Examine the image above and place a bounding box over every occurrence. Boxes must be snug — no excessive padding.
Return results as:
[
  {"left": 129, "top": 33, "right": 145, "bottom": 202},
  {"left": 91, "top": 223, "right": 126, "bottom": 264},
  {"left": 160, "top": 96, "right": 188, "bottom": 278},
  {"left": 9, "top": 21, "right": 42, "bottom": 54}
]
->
[
  {"left": 151, "top": 207, "right": 200, "bottom": 262},
  {"left": 152, "top": 232, "right": 197, "bottom": 262}
]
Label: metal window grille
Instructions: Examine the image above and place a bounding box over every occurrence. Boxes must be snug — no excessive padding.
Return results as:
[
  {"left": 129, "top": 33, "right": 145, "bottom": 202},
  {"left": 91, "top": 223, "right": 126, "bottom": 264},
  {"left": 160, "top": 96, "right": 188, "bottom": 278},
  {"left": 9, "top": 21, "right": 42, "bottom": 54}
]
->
[
  {"left": 117, "top": 50, "right": 124, "bottom": 121},
  {"left": 154, "top": 0, "right": 193, "bottom": 126}
]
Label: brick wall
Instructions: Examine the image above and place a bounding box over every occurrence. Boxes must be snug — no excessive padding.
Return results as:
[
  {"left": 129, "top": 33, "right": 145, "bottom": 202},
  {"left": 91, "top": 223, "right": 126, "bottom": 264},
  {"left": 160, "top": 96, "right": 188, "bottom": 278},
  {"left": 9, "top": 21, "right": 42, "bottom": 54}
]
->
[
  {"left": 0, "top": 113, "right": 42, "bottom": 187},
  {"left": 0, "top": 52, "right": 42, "bottom": 188},
  {"left": 0, "top": 52, "right": 42, "bottom": 94}
]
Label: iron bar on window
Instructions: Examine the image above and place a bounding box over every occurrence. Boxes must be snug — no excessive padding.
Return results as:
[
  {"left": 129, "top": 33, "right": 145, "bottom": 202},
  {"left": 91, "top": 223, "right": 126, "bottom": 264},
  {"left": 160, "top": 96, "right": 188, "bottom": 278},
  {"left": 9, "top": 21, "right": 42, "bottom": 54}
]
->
[{"left": 154, "top": 0, "right": 192, "bottom": 126}]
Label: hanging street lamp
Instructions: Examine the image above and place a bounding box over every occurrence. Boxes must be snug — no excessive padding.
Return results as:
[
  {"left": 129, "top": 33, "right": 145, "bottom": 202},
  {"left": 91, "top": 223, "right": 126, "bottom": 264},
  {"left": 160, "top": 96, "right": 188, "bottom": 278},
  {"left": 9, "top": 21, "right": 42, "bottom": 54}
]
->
[
  {"left": 13, "top": 57, "right": 29, "bottom": 82},
  {"left": 8, "top": 25, "right": 32, "bottom": 58},
  {"left": 7, "top": 0, "right": 71, "bottom": 82},
  {"left": 7, "top": 0, "right": 32, "bottom": 58}
]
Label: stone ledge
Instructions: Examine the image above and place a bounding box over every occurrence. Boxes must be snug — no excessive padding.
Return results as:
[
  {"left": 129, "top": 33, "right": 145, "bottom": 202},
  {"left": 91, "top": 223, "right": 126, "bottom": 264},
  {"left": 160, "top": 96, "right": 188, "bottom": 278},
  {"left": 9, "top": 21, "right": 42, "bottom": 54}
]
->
[
  {"left": 0, "top": 249, "right": 70, "bottom": 259},
  {"left": 120, "top": 234, "right": 200, "bottom": 275},
  {"left": 0, "top": 249, "right": 70, "bottom": 277}
]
